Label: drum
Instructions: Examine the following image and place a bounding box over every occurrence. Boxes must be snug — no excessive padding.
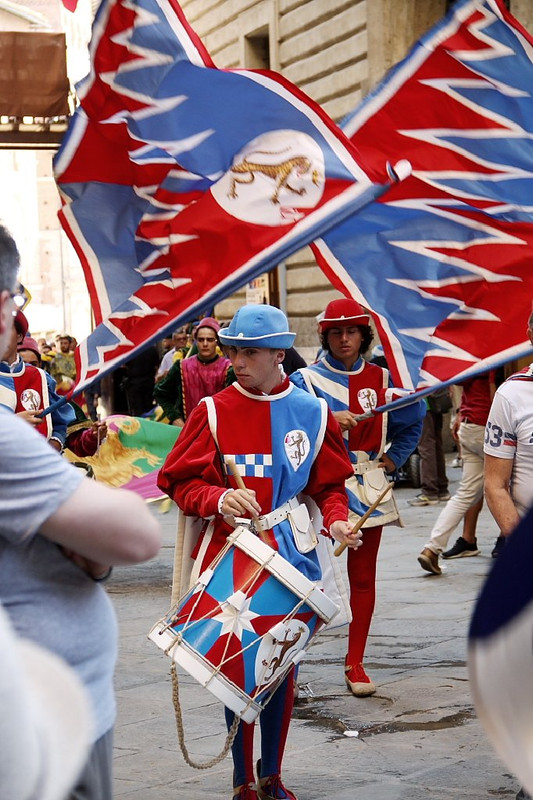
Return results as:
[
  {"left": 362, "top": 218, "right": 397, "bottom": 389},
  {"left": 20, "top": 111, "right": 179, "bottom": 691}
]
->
[{"left": 148, "top": 525, "right": 338, "bottom": 723}]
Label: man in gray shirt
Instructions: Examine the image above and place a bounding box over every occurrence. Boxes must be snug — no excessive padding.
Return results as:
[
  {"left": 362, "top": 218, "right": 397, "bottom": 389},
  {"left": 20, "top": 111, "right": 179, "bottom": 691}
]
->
[{"left": 0, "top": 224, "right": 162, "bottom": 798}]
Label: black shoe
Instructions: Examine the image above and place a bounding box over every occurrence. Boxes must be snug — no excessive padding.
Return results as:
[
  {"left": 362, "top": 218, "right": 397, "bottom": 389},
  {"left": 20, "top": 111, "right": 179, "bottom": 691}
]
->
[
  {"left": 492, "top": 535, "right": 506, "bottom": 558},
  {"left": 442, "top": 536, "right": 480, "bottom": 559}
]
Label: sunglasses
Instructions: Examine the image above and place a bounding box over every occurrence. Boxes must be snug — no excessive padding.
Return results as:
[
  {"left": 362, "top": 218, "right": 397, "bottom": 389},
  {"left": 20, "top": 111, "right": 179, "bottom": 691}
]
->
[{"left": 10, "top": 282, "right": 30, "bottom": 314}]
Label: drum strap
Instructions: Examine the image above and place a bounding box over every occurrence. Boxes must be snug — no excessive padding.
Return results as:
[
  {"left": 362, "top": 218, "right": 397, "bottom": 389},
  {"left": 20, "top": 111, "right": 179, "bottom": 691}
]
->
[
  {"left": 352, "top": 459, "right": 381, "bottom": 475},
  {"left": 235, "top": 497, "right": 317, "bottom": 553},
  {"left": 237, "top": 496, "right": 301, "bottom": 530}
]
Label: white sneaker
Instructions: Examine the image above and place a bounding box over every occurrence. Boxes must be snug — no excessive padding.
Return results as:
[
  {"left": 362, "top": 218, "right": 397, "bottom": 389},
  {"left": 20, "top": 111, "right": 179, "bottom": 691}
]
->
[{"left": 408, "top": 493, "right": 439, "bottom": 506}]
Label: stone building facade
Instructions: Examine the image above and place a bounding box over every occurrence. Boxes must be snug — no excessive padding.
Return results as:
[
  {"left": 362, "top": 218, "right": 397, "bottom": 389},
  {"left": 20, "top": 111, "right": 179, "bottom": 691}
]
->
[{"left": 181, "top": 0, "right": 532, "bottom": 353}]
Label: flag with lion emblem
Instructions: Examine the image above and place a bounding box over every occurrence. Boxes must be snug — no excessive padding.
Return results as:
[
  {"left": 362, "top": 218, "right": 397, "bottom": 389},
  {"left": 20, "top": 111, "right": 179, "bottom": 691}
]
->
[{"left": 54, "top": 0, "right": 397, "bottom": 393}]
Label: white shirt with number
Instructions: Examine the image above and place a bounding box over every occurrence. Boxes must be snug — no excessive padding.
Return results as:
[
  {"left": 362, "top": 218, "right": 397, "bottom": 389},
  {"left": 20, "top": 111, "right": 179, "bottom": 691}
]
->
[{"left": 484, "top": 366, "right": 533, "bottom": 518}]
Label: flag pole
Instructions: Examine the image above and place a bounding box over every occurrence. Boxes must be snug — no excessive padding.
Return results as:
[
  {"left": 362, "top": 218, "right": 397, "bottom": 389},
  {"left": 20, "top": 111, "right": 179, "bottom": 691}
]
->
[{"left": 37, "top": 394, "right": 69, "bottom": 418}]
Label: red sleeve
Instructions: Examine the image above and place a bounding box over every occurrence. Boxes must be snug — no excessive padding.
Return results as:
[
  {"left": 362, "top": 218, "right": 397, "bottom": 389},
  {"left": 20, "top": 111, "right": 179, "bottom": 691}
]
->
[
  {"left": 66, "top": 427, "right": 98, "bottom": 457},
  {"left": 157, "top": 401, "right": 228, "bottom": 517},
  {"left": 305, "top": 409, "right": 352, "bottom": 531}
]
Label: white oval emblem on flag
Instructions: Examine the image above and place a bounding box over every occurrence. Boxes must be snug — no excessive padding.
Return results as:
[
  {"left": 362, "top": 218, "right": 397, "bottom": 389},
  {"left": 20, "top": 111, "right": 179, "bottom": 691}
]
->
[
  {"left": 212, "top": 129, "right": 325, "bottom": 226},
  {"left": 357, "top": 388, "right": 377, "bottom": 413},
  {"left": 284, "top": 429, "right": 310, "bottom": 471}
]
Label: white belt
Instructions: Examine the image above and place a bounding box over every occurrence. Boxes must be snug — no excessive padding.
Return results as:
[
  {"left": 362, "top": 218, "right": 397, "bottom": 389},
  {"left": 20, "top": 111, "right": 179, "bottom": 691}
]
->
[
  {"left": 235, "top": 496, "right": 300, "bottom": 531},
  {"left": 352, "top": 460, "right": 381, "bottom": 475}
]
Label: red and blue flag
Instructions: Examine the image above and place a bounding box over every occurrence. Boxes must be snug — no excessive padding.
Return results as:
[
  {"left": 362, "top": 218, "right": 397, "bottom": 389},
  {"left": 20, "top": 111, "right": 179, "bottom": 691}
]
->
[
  {"left": 314, "top": 0, "right": 533, "bottom": 392},
  {"left": 54, "top": 0, "right": 394, "bottom": 393}
]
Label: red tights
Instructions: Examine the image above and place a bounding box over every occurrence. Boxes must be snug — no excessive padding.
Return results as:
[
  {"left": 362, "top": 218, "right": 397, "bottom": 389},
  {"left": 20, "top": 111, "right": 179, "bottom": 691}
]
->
[{"left": 346, "top": 525, "right": 383, "bottom": 666}]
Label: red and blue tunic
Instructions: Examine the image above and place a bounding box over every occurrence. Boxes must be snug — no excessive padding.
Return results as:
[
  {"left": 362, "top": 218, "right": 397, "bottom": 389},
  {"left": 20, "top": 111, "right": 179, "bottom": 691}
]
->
[
  {"left": 291, "top": 354, "right": 424, "bottom": 527},
  {"left": 158, "top": 377, "right": 352, "bottom": 582},
  {"left": 0, "top": 358, "right": 74, "bottom": 445},
  {"left": 0, "top": 360, "right": 52, "bottom": 439}
]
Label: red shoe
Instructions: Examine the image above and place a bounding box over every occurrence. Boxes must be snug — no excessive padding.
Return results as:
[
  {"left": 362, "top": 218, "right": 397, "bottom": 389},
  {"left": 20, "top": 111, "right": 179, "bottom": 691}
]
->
[
  {"left": 345, "top": 663, "right": 376, "bottom": 697},
  {"left": 233, "top": 783, "right": 258, "bottom": 800},
  {"left": 256, "top": 760, "right": 298, "bottom": 800}
]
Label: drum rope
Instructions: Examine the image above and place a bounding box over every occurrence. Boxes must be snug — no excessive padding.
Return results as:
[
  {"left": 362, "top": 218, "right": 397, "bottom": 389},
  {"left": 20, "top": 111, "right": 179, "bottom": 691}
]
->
[
  {"left": 240, "top": 559, "right": 272, "bottom": 595},
  {"left": 161, "top": 584, "right": 208, "bottom": 638},
  {"left": 171, "top": 662, "right": 241, "bottom": 769}
]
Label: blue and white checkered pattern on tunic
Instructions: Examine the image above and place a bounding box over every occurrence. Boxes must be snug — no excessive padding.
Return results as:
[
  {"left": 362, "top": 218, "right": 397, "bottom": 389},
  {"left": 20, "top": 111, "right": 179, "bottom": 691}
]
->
[{"left": 223, "top": 453, "right": 274, "bottom": 479}]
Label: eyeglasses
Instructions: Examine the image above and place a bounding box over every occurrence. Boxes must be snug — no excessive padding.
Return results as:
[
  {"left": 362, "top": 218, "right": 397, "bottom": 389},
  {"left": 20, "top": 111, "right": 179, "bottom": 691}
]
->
[{"left": 9, "top": 283, "right": 30, "bottom": 315}]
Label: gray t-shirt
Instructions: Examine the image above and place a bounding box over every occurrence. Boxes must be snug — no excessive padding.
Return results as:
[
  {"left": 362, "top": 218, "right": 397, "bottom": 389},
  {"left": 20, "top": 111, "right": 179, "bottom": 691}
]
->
[{"left": 0, "top": 407, "right": 118, "bottom": 740}]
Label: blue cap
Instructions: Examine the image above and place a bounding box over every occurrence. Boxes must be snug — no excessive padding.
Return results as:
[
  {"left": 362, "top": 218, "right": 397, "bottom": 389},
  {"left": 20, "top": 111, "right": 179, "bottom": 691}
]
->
[{"left": 219, "top": 304, "right": 295, "bottom": 349}]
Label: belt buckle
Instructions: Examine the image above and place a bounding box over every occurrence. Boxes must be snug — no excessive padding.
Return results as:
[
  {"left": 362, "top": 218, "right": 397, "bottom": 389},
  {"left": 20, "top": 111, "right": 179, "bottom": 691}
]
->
[{"left": 251, "top": 515, "right": 268, "bottom": 535}]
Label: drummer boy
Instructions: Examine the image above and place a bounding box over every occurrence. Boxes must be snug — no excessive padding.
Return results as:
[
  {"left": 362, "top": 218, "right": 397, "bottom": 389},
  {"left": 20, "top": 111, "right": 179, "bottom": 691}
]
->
[{"left": 158, "top": 303, "right": 360, "bottom": 800}]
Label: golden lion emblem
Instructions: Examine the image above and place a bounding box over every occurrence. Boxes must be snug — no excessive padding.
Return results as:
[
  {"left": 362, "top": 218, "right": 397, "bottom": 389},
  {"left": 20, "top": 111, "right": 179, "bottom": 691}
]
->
[{"left": 228, "top": 151, "right": 320, "bottom": 205}]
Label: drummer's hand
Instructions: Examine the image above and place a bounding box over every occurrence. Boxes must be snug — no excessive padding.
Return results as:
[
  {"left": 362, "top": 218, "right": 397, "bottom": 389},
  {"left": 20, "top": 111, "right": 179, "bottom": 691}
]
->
[
  {"left": 378, "top": 453, "right": 396, "bottom": 473},
  {"left": 221, "top": 488, "right": 262, "bottom": 518},
  {"left": 333, "top": 410, "right": 358, "bottom": 432},
  {"left": 17, "top": 409, "right": 43, "bottom": 427},
  {"left": 330, "top": 520, "right": 363, "bottom": 549}
]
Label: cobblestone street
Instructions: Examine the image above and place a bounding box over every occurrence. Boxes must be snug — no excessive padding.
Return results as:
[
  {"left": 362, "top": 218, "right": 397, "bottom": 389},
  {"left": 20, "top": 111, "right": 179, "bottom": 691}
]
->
[{"left": 110, "top": 458, "right": 515, "bottom": 799}]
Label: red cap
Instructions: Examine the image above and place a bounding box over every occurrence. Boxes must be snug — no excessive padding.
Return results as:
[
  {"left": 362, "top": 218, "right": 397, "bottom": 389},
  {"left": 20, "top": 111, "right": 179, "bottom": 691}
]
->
[
  {"left": 14, "top": 309, "right": 29, "bottom": 337},
  {"left": 17, "top": 335, "right": 41, "bottom": 359},
  {"left": 319, "top": 299, "right": 370, "bottom": 331},
  {"left": 194, "top": 317, "right": 220, "bottom": 338}
]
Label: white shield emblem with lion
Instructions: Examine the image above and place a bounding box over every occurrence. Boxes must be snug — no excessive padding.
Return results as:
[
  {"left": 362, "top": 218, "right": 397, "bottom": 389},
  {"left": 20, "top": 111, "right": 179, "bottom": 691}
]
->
[{"left": 357, "top": 388, "right": 378, "bottom": 414}]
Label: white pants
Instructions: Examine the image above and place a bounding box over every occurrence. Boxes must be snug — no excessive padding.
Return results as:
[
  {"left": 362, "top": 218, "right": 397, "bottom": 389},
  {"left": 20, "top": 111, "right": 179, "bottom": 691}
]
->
[{"left": 425, "top": 423, "right": 485, "bottom": 554}]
